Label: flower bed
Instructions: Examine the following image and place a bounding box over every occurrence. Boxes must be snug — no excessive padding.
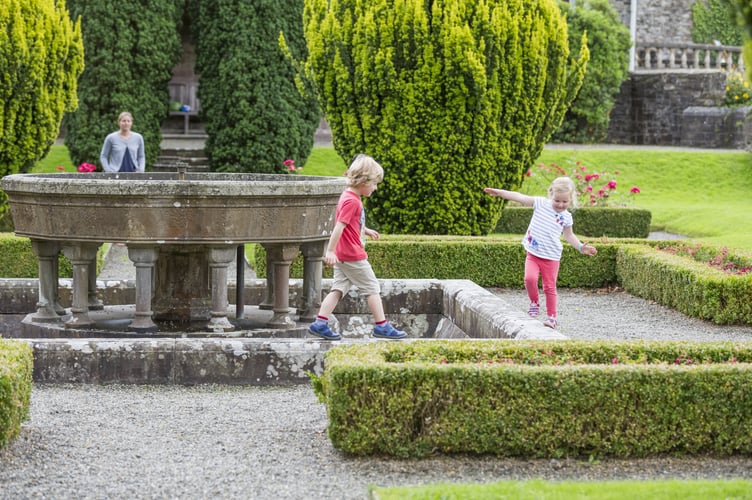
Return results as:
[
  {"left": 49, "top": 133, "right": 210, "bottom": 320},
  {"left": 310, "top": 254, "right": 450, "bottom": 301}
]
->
[{"left": 314, "top": 339, "right": 752, "bottom": 458}]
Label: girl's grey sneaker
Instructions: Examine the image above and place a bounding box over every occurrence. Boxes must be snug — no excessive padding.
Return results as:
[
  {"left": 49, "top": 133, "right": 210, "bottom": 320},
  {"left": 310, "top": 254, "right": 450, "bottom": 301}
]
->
[
  {"left": 308, "top": 322, "right": 341, "bottom": 341},
  {"left": 372, "top": 322, "right": 407, "bottom": 340},
  {"left": 543, "top": 316, "right": 557, "bottom": 329}
]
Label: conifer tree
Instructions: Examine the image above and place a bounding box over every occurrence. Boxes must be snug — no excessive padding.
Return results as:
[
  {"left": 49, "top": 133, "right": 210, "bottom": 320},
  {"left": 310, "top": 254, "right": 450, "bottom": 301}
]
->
[
  {"left": 303, "top": 0, "right": 588, "bottom": 235},
  {"left": 0, "top": 0, "right": 83, "bottom": 175},
  {"left": 192, "top": 0, "right": 319, "bottom": 173},
  {"left": 63, "top": 0, "right": 181, "bottom": 169}
]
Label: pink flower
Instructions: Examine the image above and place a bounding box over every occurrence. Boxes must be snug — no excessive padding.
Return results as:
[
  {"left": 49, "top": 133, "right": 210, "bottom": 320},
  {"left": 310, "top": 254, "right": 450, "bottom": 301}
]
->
[
  {"left": 630, "top": 186, "right": 641, "bottom": 194},
  {"left": 77, "top": 162, "right": 96, "bottom": 173},
  {"left": 283, "top": 159, "right": 297, "bottom": 171},
  {"left": 525, "top": 169, "right": 532, "bottom": 177},
  {"left": 607, "top": 180, "right": 617, "bottom": 190}
]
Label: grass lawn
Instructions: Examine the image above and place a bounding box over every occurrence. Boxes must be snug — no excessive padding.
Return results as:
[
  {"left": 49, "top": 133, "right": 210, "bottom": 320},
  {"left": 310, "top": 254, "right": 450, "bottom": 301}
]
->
[
  {"left": 372, "top": 478, "right": 752, "bottom": 499},
  {"left": 535, "top": 148, "right": 752, "bottom": 252},
  {"left": 34, "top": 144, "right": 752, "bottom": 251}
]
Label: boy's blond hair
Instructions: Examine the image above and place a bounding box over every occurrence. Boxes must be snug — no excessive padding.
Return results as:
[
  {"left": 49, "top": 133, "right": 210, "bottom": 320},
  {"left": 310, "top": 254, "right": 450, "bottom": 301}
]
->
[
  {"left": 346, "top": 154, "right": 384, "bottom": 187},
  {"left": 548, "top": 176, "right": 578, "bottom": 209}
]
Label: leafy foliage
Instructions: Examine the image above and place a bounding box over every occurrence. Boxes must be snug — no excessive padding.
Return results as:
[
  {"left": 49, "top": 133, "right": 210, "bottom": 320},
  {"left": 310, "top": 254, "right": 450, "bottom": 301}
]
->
[
  {"left": 724, "top": 67, "right": 752, "bottom": 106},
  {"left": 0, "top": 0, "right": 83, "bottom": 218},
  {"left": 731, "top": 0, "right": 752, "bottom": 82},
  {"left": 551, "top": 0, "right": 630, "bottom": 143},
  {"left": 192, "top": 0, "right": 319, "bottom": 173},
  {"left": 302, "top": 0, "right": 588, "bottom": 235},
  {"left": 0, "top": 339, "right": 33, "bottom": 449},
  {"left": 691, "top": 0, "right": 744, "bottom": 46},
  {"left": 319, "top": 339, "right": 752, "bottom": 458},
  {"left": 63, "top": 0, "right": 182, "bottom": 170}
]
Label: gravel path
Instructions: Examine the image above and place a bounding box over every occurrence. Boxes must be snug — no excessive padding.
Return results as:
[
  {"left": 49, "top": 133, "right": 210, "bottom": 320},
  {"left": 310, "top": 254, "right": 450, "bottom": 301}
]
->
[{"left": 2, "top": 289, "right": 752, "bottom": 499}]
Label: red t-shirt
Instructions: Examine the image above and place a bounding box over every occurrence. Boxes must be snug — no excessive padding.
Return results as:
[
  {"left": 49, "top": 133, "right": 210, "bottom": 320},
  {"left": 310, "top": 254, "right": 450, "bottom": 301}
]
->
[{"left": 335, "top": 189, "right": 367, "bottom": 261}]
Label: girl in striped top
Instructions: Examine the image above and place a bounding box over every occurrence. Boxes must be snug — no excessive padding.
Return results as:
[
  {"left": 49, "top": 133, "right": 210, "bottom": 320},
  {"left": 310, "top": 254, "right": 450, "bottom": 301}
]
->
[{"left": 484, "top": 177, "right": 597, "bottom": 329}]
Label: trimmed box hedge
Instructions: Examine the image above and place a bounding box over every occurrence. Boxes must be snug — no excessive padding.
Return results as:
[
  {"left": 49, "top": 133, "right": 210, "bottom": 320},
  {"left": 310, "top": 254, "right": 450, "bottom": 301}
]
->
[
  {"left": 0, "top": 233, "right": 73, "bottom": 278},
  {"left": 617, "top": 244, "right": 752, "bottom": 324},
  {"left": 0, "top": 339, "right": 33, "bottom": 449},
  {"left": 495, "top": 206, "right": 651, "bottom": 238},
  {"left": 314, "top": 339, "right": 752, "bottom": 458},
  {"left": 254, "top": 236, "right": 618, "bottom": 288}
]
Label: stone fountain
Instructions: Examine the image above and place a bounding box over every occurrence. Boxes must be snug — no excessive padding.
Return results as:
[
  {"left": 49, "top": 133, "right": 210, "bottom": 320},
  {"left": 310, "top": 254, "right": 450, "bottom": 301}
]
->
[{"left": 1, "top": 171, "right": 347, "bottom": 334}]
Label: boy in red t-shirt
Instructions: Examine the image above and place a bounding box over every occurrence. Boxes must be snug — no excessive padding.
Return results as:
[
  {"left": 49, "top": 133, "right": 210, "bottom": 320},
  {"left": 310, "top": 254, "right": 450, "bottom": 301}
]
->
[{"left": 308, "top": 154, "right": 407, "bottom": 341}]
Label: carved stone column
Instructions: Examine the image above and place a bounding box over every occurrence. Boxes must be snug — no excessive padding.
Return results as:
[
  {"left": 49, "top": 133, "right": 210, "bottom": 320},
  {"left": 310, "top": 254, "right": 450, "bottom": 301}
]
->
[
  {"left": 265, "top": 243, "right": 300, "bottom": 328},
  {"left": 208, "top": 245, "right": 236, "bottom": 331},
  {"left": 62, "top": 243, "right": 100, "bottom": 328},
  {"left": 128, "top": 246, "right": 159, "bottom": 333},
  {"left": 30, "top": 240, "right": 62, "bottom": 323},
  {"left": 298, "top": 240, "right": 326, "bottom": 322},
  {"left": 152, "top": 245, "right": 210, "bottom": 323}
]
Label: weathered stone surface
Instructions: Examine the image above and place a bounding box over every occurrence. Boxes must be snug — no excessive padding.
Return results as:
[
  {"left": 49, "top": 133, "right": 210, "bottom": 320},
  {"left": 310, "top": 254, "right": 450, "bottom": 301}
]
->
[
  {"left": 3, "top": 279, "right": 567, "bottom": 384},
  {"left": 2, "top": 173, "right": 345, "bottom": 244}
]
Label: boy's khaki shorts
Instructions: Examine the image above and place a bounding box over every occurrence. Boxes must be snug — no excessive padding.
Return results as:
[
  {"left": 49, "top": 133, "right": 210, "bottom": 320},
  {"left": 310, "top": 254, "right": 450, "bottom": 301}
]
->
[{"left": 331, "top": 259, "right": 380, "bottom": 297}]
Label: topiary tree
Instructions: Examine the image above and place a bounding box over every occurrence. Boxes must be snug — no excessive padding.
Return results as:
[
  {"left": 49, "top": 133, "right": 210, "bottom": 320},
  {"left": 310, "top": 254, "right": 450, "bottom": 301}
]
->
[
  {"left": 302, "top": 0, "right": 588, "bottom": 235},
  {"left": 192, "top": 0, "right": 319, "bottom": 174},
  {"left": 551, "top": 0, "right": 630, "bottom": 144},
  {"left": 0, "top": 0, "right": 83, "bottom": 227},
  {"left": 0, "top": 0, "right": 83, "bottom": 175},
  {"left": 63, "top": 0, "right": 182, "bottom": 170}
]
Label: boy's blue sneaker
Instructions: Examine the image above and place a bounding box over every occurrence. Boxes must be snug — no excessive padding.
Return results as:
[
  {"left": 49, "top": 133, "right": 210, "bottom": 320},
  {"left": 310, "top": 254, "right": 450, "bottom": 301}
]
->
[
  {"left": 372, "top": 322, "right": 407, "bottom": 340},
  {"left": 308, "top": 321, "right": 341, "bottom": 341}
]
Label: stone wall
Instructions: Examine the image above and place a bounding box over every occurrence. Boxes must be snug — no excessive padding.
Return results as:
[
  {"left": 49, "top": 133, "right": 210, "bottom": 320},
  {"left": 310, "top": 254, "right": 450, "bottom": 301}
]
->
[
  {"left": 608, "top": 0, "right": 695, "bottom": 44},
  {"left": 607, "top": 71, "right": 733, "bottom": 147},
  {"left": 605, "top": 70, "right": 750, "bottom": 147}
]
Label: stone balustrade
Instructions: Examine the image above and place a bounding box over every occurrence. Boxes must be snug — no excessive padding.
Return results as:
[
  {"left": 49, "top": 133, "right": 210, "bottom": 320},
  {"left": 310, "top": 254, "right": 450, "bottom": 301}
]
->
[{"left": 634, "top": 41, "right": 745, "bottom": 73}]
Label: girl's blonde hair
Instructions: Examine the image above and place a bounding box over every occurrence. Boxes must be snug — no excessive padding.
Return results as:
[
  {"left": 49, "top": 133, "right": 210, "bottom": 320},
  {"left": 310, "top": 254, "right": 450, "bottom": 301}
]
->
[
  {"left": 548, "top": 176, "right": 578, "bottom": 209},
  {"left": 346, "top": 154, "right": 384, "bottom": 187}
]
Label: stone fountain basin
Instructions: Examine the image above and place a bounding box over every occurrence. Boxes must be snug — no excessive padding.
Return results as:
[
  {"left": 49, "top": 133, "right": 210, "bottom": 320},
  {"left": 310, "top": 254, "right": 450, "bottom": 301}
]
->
[{"left": 1, "top": 172, "right": 347, "bottom": 243}]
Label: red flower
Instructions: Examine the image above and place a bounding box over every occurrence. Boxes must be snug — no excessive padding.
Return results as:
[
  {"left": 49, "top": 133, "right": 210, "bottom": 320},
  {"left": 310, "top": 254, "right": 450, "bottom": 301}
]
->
[
  {"left": 607, "top": 180, "right": 617, "bottom": 190},
  {"left": 630, "top": 186, "right": 641, "bottom": 194},
  {"left": 56, "top": 165, "right": 64, "bottom": 171},
  {"left": 77, "top": 162, "right": 96, "bottom": 173}
]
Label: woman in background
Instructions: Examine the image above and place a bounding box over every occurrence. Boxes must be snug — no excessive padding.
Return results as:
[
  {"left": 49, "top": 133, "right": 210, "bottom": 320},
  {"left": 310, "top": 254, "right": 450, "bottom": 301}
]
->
[{"left": 99, "top": 111, "right": 145, "bottom": 173}]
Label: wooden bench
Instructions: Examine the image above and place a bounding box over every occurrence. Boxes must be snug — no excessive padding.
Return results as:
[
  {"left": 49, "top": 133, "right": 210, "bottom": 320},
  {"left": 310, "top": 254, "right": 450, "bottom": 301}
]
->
[{"left": 168, "top": 81, "right": 200, "bottom": 134}]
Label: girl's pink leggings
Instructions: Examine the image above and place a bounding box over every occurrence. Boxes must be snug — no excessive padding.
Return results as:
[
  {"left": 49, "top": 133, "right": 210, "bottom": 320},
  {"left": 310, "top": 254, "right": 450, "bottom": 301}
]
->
[{"left": 524, "top": 252, "right": 560, "bottom": 318}]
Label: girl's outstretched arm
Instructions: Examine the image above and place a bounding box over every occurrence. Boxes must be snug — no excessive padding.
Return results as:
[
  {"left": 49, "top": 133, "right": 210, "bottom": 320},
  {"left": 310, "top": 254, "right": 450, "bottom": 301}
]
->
[
  {"left": 563, "top": 226, "right": 597, "bottom": 256},
  {"left": 483, "top": 187, "right": 535, "bottom": 207}
]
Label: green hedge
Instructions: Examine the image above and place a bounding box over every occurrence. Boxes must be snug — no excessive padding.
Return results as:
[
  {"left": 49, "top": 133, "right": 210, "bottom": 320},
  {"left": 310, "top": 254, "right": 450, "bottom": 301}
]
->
[
  {"left": 254, "top": 236, "right": 618, "bottom": 288},
  {"left": 0, "top": 339, "right": 33, "bottom": 449},
  {"left": 0, "top": 234, "right": 73, "bottom": 278},
  {"left": 617, "top": 244, "right": 752, "bottom": 324},
  {"left": 314, "top": 339, "right": 752, "bottom": 458},
  {"left": 494, "top": 206, "right": 652, "bottom": 238}
]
